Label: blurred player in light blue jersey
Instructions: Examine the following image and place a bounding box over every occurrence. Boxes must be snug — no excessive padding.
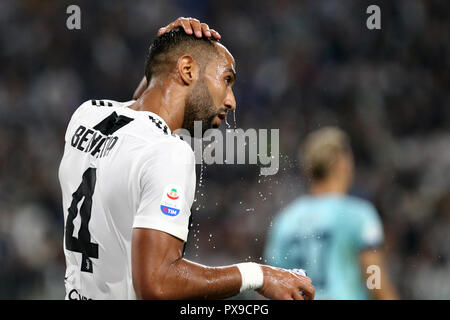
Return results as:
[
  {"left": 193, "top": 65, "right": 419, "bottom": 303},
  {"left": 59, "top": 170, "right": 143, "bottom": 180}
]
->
[{"left": 264, "top": 127, "right": 398, "bottom": 299}]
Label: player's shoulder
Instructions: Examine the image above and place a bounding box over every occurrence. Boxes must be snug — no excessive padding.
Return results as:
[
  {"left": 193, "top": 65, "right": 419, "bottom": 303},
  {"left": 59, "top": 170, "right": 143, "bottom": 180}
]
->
[
  {"left": 343, "top": 196, "right": 384, "bottom": 245},
  {"left": 344, "top": 195, "right": 377, "bottom": 213},
  {"left": 70, "top": 98, "right": 128, "bottom": 120},
  {"left": 342, "top": 195, "right": 380, "bottom": 226},
  {"left": 153, "top": 133, "right": 193, "bottom": 156},
  {"left": 89, "top": 99, "right": 127, "bottom": 108},
  {"left": 272, "top": 196, "right": 310, "bottom": 227},
  {"left": 69, "top": 98, "right": 194, "bottom": 160},
  {"left": 79, "top": 98, "right": 131, "bottom": 111},
  {"left": 284, "top": 195, "right": 315, "bottom": 214},
  {"left": 137, "top": 131, "right": 195, "bottom": 166}
]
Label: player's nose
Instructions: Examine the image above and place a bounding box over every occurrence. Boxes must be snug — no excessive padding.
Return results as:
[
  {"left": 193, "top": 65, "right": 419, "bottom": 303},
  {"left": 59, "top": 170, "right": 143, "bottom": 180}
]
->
[{"left": 224, "top": 89, "right": 236, "bottom": 112}]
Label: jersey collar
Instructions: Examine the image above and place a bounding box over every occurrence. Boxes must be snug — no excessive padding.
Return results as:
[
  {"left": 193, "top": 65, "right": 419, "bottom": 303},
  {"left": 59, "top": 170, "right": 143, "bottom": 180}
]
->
[
  {"left": 147, "top": 113, "right": 170, "bottom": 135},
  {"left": 123, "top": 100, "right": 172, "bottom": 135}
]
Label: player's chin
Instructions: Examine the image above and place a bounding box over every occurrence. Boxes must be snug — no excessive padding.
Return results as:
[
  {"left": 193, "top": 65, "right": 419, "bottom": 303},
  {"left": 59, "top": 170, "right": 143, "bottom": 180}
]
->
[{"left": 211, "top": 116, "right": 221, "bottom": 129}]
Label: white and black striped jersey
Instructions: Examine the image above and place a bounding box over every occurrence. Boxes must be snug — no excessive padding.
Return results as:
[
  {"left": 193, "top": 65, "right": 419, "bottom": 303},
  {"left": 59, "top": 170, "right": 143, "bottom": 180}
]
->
[{"left": 58, "top": 99, "right": 196, "bottom": 300}]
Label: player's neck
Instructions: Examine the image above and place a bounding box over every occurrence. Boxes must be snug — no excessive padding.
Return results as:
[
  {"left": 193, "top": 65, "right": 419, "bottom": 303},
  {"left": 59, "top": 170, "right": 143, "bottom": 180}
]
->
[
  {"left": 129, "top": 78, "right": 186, "bottom": 132},
  {"left": 309, "top": 179, "right": 349, "bottom": 196}
]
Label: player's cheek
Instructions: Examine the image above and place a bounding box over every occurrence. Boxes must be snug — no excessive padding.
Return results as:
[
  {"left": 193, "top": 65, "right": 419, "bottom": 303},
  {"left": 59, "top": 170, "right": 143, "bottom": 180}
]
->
[{"left": 208, "top": 78, "right": 226, "bottom": 102}]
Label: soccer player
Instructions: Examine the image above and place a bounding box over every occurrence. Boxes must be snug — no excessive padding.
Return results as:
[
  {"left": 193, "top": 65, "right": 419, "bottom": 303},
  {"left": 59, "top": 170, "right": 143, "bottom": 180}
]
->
[
  {"left": 264, "top": 127, "right": 398, "bottom": 299},
  {"left": 59, "top": 17, "right": 315, "bottom": 300}
]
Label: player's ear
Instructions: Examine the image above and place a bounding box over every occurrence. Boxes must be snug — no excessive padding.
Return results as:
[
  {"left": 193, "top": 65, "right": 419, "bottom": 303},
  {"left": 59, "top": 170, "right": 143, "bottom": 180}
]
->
[{"left": 177, "top": 55, "right": 198, "bottom": 85}]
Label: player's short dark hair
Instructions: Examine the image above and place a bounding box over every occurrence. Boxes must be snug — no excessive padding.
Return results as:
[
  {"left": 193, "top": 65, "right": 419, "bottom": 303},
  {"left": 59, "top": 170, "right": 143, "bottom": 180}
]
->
[{"left": 144, "top": 28, "right": 220, "bottom": 82}]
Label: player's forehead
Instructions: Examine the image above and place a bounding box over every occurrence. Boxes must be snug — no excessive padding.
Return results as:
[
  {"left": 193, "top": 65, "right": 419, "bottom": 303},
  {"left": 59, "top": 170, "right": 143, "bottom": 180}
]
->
[{"left": 208, "top": 42, "right": 236, "bottom": 75}]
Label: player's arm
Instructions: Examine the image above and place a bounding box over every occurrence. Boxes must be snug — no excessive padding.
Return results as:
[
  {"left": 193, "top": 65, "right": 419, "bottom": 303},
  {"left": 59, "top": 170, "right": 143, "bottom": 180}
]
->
[
  {"left": 359, "top": 249, "right": 399, "bottom": 300},
  {"left": 132, "top": 142, "right": 314, "bottom": 300},
  {"left": 132, "top": 17, "right": 221, "bottom": 100},
  {"left": 354, "top": 203, "right": 399, "bottom": 300},
  {"left": 131, "top": 228, "right": 315, "bottom": 300}
]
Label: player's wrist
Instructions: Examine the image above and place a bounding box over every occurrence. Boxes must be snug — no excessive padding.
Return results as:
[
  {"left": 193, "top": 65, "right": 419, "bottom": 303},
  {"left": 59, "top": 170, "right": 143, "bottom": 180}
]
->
[{"left": 235, "top": 262, "right": 264, "bottom": 292}]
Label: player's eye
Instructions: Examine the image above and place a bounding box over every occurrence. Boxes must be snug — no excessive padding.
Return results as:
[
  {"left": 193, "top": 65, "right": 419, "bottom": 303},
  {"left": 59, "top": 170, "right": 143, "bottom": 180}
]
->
[{"left": 225, "top": 76, "right": 232, "bottom": 85}]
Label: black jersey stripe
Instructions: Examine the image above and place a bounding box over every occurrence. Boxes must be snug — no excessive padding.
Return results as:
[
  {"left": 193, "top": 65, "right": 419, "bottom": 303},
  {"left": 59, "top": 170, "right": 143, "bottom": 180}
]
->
[
  {"left": 91, "top": 100, "right": 113, "bottom": 107},
  {"left": 148, "top": 115, "right": 169, "bottom": 135},
  {"left": 93, "top": 112, "right": 134, "bottom": 135}
]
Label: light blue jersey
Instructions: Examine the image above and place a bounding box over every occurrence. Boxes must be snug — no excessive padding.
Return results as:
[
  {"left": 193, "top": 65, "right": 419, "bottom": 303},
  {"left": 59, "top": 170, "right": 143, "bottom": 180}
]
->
[{"left": 264, "top": 193, "right": 384, "bottom": 300}]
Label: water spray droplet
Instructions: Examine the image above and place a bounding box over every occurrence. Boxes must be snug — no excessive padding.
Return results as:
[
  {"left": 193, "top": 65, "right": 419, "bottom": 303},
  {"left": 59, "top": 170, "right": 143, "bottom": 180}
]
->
[{"left": 224, "top": 114, "right": 231, "bottom": 129}]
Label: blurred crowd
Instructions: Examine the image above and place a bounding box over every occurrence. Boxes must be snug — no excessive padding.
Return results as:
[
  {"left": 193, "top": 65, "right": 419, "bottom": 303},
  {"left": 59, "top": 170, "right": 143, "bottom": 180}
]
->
[{"left": 0, "top": 0, "right": 448, "bottom": 299}]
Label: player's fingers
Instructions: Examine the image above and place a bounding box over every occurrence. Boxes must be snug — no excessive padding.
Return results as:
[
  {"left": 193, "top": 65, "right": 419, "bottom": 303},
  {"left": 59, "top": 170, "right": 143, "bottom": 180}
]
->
[
  {"left": 292, "top": 290, "right": 304, "bottom": 300},
  {"left": 157, "top": 18, "right": 219, "bottom": 39},
  {"left": 300, "top": 283, "right": 315, "bottom": 300},
  {"left": 209, "top": 29, "right": 221, "bottom": 39},
  {"left": 290, "top": 271, "right": 312, "bottom": 285},
  {"left": 292, "top": 275, "right": 314, "bottom": 300},
  {"left": 200, "top": 23, "right": 212, "bottom": 38},
  {"left": 169, "top": 18, "right": 193, "bottom": 35},
  {"left": 158, "top": 18, "right": 194, "bottom": 36},
  {"left": 157, "top": 18, "right": 180, "bottom": 36},
  {"left": 280, "top": 293, "right": 294, "bottom": 300},
  {"left": 178, "top": 17, "right": 194, "bottom": 35},
  {"left": 188, "top": 18, "right": 202, "bottom": 37},
  {"left": 157, "top": 27, "right": 166, "bottom": 36}
]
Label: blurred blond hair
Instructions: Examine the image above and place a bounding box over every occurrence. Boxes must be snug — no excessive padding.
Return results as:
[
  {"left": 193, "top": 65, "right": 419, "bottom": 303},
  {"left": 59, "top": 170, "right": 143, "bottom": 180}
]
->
[{"left": 300, "top": 126, "right": 352, "bottom": 182}]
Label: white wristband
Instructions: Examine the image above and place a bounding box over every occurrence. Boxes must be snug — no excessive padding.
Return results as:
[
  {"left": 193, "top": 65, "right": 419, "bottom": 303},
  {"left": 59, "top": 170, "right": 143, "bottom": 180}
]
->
[{"left": 236, "top": 262, "right": 264, "bottom": 292}]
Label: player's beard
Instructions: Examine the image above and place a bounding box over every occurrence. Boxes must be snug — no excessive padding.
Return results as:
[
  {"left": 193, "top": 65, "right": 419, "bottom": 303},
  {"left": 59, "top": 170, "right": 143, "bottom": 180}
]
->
[{"left": 182, "top": 75, "right": 219, "bottom": 136}]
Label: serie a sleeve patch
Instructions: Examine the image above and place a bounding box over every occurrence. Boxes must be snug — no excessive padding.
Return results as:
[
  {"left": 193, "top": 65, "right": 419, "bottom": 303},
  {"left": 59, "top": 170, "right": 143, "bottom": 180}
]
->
[{"left": 160, "top": 185, "right": 183, "bottom": 216}]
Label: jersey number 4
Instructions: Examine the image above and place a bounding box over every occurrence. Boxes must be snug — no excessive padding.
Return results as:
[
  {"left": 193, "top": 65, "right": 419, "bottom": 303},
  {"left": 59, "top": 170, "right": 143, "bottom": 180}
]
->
[{"left": 65, "top": 167, "right": 99, "bottom": 273}]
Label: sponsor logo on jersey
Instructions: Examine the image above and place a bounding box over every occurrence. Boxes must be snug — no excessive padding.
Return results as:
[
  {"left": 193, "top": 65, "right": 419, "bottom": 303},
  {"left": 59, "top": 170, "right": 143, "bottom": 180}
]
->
[
  {"left": 160, "top": 205, "right": 180, "bottom": 216},
  {"left": 161, "top": 186, "right": 182, "bottom": 216}
]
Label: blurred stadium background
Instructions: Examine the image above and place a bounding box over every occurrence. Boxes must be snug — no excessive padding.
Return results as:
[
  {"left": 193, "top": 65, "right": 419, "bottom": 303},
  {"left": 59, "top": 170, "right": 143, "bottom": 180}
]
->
[{"left": 0, "top": 0, "right": 448, "bottom": 299}]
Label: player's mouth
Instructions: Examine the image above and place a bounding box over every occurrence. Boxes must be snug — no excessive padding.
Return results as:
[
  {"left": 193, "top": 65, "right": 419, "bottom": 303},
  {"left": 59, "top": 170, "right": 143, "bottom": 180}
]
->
[{"left": 212, "top": 111, "right": 227, "bottom": 128}]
